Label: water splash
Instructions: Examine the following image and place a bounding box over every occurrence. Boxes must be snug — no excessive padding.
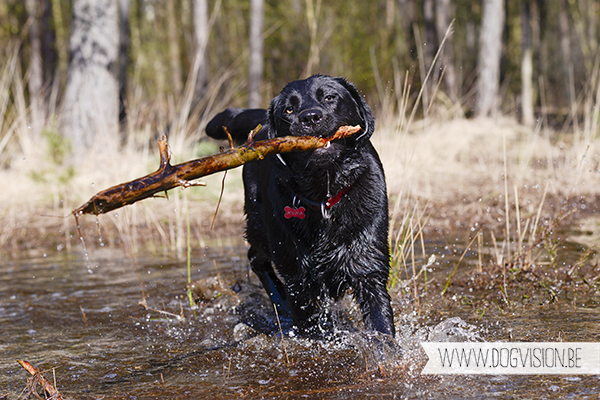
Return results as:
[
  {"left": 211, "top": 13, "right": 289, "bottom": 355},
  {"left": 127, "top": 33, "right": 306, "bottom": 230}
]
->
[
  {"left": 426, "top": 317, "right": 484, "bottom": 342},
  {"left": 95, "top": 215, "right": 105, "bottom": 247},
  {"left": 74, "top": 214, "right": 92, "bottom": 274}
]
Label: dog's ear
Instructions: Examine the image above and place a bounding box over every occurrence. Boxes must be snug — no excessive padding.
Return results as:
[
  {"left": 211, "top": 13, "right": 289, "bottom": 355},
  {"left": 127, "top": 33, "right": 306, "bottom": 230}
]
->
[
  {"left": 334, "top": 77, "right": 375, "bottom": 141},
  {"left": 267, "top": 101, "right": 276, "bottom": 139},
  {"left": 205, "top": 108, "right": 245, "bottom": 140},
  {"left": 266, "top": 93, "right": 292, "bottom": 166},
  {"left": 266, "top": 93, "right": 282, "bottom": 139},
  {"left": 206, "top": 108, "right": 267, "bottom": 145}
]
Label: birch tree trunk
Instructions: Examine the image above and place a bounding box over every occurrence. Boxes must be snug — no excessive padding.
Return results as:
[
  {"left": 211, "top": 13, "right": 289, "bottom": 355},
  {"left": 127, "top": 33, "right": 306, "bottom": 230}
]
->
[
  {"left": 475, "top": 0, "right": 505, "bottom": 117},
  {"left": 167, "top": 0, "right": 183, "bottom": 96},
  {"left": 435, "top": 0, "right": 457, "bottom": 101},
  {"left": 25, "top": 0, "right": 45, "bottom": 135},
  {"left": 521, "top": 1, "right": 534, "bottom": 127},
  {"left": 248, "top": 0, "right": 264, "bottom": 108},
  {"left": 60, "top": 0, "right": 119, "bottom": 155},
  {"left": 193, "top": 0, "right": 209, "bottom": 100}
]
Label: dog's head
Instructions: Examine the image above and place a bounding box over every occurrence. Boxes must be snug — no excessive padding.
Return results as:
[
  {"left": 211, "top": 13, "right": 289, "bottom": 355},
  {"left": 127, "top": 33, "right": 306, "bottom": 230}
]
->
[{"left": 267, "top": 75, "right": 375, "bottom": 154}]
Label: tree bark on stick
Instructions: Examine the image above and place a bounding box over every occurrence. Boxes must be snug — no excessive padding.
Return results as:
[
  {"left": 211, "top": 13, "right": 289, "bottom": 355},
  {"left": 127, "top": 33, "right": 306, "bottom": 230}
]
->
[{"left": 73, "top": 125, "right": 361, "bottom": 217}]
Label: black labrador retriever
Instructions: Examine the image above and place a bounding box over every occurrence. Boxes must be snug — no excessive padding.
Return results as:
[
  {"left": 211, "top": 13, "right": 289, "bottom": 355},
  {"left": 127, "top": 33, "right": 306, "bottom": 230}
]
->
[{"left": 206, "top": 75, "right": 395, "bottom": 337}]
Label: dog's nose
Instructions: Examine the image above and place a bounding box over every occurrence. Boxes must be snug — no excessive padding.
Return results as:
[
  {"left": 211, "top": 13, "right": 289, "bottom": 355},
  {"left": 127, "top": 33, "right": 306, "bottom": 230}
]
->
[{"left": 299, "top": 109, "right": 323, "bottom": 127}]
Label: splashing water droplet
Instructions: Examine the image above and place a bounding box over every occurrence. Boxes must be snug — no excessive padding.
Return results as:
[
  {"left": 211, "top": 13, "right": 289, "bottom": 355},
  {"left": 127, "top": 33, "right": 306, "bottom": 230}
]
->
[
  {"left": 95, "top": 216, "right": 104, "bottom": 248},
  {"left": 74, "top": 214, "right": 92, "bottom": 273},
  {"left": 81, "top": 236, "right": 92, "bottom": 274}
]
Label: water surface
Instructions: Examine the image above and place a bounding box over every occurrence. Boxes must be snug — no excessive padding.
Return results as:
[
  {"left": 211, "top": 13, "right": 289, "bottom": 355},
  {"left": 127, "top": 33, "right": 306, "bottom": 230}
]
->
[{"left": 2, "top": 240, "right": 600, "bottom": 398}]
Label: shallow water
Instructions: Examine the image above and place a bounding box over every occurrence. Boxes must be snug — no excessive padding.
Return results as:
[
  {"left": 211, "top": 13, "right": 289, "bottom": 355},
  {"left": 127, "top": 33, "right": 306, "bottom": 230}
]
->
[{"left": 2, "top": 241, "right": 600, "bottom": 399}]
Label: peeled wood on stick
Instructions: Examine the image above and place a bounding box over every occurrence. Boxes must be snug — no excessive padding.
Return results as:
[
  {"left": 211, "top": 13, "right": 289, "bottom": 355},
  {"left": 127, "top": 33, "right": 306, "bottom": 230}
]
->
[{"left": 72, "top": 124, "right": 361, "bottom": 217}]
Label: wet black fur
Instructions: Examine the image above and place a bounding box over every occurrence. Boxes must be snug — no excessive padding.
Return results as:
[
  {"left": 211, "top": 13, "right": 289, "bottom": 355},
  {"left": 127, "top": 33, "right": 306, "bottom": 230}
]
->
[{"left": 206, "top": 75, "right": 395, "bottom": 337}]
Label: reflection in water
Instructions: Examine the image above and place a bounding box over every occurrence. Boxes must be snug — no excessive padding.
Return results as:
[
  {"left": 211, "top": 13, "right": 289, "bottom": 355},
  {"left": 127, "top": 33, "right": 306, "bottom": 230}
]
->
[{"left": 1, "top": 245, "right": 600, "bottom": 398}]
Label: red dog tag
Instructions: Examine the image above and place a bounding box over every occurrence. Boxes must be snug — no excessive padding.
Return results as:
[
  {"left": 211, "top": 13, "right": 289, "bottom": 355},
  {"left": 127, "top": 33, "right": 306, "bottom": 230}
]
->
[{"left": 284, "top": 206, "right": 306, "bottom": 219}]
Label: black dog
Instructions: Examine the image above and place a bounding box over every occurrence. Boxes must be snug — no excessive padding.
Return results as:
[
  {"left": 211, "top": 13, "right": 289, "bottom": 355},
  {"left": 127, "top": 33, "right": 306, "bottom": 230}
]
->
[{"left": 206, "top": 75, "right": 395, "bottom": 337}]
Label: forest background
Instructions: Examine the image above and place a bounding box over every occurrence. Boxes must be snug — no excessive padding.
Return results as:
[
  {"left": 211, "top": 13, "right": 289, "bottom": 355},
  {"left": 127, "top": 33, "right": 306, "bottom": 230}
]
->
[{"left": 1, "top": 0, "right": 599, "bottom": 258}]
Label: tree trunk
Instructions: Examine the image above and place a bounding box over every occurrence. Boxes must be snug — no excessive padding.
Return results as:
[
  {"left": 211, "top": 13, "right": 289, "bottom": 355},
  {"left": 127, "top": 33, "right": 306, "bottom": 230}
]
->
[
  {"left": 25, "top": 0, "right": 45, "bottom": 135},
  {"left": 422, "top": 0, "right": 435, "bottom": 107},
  {"left": 193, "top": 0, "right": 209, "bottom": 100},
  {"left": 386, "top": 0, "right": 395, "bottom": 29},
  {"left": 167, "top": 0, "right": 183, "bottom": 96},
  {"left": 587, "top": 0, "right": 598, "bottom": 64},
  {"left": 50, "top": 0, "right": 68, "bottom": 87},
  {"left": 248, "top": 0, "right": 264, "bottom": 108},
  {"left": 117, "top": 0, "right": 130, "bottom": 125},
  {"left": 396, "top": 0, "right": 416, "bottom": 57},
  {"left": 558, "top": 0, "right": 574, "bottom": 109},
  {"left": 40, "top": 0, "right": 57, "bottom": 85},
  {"left": 60, "top": 0, "right": 119, "bottom": 156},
  {"left": 434, "top": 0, "right": 457, "bottom": 101},
  {"left": 475, "top": 0, "right": 505, "bottom": 117},
  {"left": 521, "top": 1, "right": 534, "bottom": 127},
  {"left": 423, "top": 0, "right": 436, "bottom": 67}
]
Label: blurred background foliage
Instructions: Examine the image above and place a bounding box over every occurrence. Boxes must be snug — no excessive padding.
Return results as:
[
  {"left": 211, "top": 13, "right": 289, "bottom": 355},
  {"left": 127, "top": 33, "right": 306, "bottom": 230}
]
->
[{"left": 1, "top": 0, "right": 598, "bottom": 138}]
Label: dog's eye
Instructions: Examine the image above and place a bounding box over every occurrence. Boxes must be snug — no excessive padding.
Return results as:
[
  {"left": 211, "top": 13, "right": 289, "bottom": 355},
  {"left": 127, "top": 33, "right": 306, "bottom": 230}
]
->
[
  {"left": 324, "top": 94, "right": 335, "bottom": 102},
  {"left": 285, "top": 106, "right": 294, "bottom": 114}
]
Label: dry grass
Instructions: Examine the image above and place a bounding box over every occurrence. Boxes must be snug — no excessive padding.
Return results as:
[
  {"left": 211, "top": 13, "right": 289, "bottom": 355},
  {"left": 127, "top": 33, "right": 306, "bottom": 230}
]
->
[
  {"left": 2, "top": 106, "right": 599, "bottom": 259},
  {"left": 376, "top": 116, "right": 598, "bottom": 211},
  {"left": 377, "top": 114, "right": 600, "bottom": 307},
  {"left": 2, "top": 37, "right": 600, "bottom": 270},
  {"left": 0, "top": 41, "right": 251, "bottom": 257}
]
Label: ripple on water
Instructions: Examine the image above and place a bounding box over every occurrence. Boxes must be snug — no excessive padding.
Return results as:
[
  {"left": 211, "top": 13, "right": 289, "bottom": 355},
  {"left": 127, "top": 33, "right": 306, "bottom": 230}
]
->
[{"left": 2, "top": 248, "right": 600, "bottom": 398}]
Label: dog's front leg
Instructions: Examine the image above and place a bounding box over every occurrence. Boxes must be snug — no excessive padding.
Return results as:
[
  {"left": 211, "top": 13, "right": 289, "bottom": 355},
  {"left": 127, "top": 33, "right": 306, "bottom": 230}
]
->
[
  {"left": 284, "top": 287, "right": 318, "bottom": 334},
  {"left": 248, "top": 247, "right": 293, "bottom": 327},
  {"left": 352, "top": 276, "right": 396, "bottom": 337}
]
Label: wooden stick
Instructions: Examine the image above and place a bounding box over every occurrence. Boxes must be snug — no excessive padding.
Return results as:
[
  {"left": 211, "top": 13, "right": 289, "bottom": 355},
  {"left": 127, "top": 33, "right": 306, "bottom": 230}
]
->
[
  {"left": 17, "top": 360, "right": 66, "bottom": 400},
  {"left": 72, "top": 125, "right": 361, "bottom": 216}
]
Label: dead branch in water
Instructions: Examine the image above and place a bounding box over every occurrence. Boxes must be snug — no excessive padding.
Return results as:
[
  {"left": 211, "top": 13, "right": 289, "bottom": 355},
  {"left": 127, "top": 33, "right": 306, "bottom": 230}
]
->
[
  {"left": 17, "top": 359, "right": 67, "bottom": 400},
  {"left": 72, "top": 124, "right": 361, "bottom": 217}
]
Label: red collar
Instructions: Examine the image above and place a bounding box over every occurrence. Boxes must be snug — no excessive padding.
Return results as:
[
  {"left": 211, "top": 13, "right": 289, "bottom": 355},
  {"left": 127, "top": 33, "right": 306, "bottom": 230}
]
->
[
  {"left": 294, "top": 183, "right": 353, "bottom": 211},
  {"left": 284, "top": 184, "right": 352, "bottom": 220},
  {"left": 324, "top": 184, "right": 352, "bottom": 209}
]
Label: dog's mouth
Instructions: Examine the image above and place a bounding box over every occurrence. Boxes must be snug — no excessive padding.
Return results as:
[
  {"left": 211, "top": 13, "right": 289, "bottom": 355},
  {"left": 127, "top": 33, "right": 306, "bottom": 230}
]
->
[
  {"left": 320, "top": 129, "right": 338, "bottom": 140},
  {"left": 314, "top": 126, "right": 355, "bottom": 154},
  {"left": 321, "top": 124, "right": 362, "bottom": 141},
  {"left": 316, "top": 131, "right": 340, "bottom": 152},
  {"left": 294, "top": 125, "right": 362, "bottom": 157}
]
